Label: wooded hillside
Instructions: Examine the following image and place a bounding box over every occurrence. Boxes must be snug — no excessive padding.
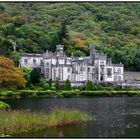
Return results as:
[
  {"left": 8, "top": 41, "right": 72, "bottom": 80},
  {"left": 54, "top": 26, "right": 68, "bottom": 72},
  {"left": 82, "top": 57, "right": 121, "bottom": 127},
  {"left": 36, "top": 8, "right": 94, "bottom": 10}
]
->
[{"left": 0, "top": 2, "right": 140, "bottom": 71}]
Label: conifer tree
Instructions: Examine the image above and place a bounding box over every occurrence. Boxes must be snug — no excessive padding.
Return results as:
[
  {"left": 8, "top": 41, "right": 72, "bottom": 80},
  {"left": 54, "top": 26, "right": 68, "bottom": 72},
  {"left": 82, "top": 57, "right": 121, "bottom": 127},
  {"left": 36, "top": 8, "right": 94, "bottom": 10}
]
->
[
  {"left": 55, "top": 78, "right": 60, "bottom": 90},
  {"left": 30, "top": 68, "right": 41, "bottom": 84},
  {"left": 85, "top": 80, "right": 94, "bottom": 91},
  {"left": 64, "top": 79, "right": 71, "bottom": 90}
]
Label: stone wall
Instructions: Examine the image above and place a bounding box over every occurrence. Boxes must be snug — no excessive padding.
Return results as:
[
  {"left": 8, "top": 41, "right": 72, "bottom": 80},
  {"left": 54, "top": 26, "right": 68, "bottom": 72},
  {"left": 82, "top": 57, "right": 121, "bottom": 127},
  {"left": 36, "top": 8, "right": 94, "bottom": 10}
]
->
[{"left": 124, "top": 71, "right": 140, "bottom": 81}]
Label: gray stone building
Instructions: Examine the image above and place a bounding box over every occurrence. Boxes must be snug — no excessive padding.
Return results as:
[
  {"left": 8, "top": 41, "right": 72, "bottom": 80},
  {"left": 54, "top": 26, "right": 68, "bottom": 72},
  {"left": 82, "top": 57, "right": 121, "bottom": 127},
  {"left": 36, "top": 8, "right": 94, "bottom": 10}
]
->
[{"left": 20, "top": 44, "right": 124, "bottom": 84}]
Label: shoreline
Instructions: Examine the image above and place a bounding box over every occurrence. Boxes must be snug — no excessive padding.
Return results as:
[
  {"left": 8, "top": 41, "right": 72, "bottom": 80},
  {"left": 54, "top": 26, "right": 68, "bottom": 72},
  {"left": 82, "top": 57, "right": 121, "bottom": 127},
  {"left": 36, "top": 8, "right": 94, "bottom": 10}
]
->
[{"left": 0, "top": 90, "right": 140, "bottom": 99}]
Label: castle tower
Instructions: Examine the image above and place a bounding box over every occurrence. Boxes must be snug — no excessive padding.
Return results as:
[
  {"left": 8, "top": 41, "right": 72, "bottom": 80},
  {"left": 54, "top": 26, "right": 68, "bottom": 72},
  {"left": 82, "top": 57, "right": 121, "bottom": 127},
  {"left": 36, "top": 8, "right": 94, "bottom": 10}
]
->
[
  {"left": 90, "top": 44, "right": 96, "bottom": 57},
  {"left": 56, "top": 45, "right": 64, "bottom": 57}
]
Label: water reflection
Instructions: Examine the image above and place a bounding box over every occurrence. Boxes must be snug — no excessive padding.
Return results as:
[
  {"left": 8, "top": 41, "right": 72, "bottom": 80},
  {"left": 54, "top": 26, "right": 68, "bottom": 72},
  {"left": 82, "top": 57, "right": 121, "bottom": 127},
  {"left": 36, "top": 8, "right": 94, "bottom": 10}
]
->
[{"left": 2, "top": 97, "right": 140, "bottom": 138}]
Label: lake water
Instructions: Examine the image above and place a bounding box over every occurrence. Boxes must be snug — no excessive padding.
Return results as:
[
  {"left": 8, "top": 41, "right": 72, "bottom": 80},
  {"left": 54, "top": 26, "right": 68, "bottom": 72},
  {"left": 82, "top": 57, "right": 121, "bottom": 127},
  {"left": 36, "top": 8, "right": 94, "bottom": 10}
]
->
[{"left": 2, "top": 97, "right": 140, "bottom": 138}]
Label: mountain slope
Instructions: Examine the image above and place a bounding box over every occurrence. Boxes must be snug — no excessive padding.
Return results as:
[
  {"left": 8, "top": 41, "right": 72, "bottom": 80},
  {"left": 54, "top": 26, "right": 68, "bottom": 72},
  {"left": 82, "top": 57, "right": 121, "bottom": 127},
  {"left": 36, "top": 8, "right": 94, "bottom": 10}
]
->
[{"left": 0, "top": 2, "right": 140, "bottom": 71}]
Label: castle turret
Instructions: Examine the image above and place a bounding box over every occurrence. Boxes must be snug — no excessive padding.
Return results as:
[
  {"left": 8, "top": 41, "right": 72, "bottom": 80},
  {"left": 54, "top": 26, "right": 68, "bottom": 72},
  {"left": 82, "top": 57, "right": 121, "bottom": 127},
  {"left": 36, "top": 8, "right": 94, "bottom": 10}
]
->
[
  {"left": 56, "top": 45, "right": 64, "bottom": 57},
  {"left": 90, "top": 44, "right": 96, "bottom": 57}
]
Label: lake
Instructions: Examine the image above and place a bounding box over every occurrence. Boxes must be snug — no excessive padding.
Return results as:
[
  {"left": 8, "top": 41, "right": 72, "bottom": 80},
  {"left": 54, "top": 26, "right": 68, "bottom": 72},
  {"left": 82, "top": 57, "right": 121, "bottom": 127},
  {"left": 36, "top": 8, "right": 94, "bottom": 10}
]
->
[{"left": 2, "top": 97, "right": 140, "bottom": 138}]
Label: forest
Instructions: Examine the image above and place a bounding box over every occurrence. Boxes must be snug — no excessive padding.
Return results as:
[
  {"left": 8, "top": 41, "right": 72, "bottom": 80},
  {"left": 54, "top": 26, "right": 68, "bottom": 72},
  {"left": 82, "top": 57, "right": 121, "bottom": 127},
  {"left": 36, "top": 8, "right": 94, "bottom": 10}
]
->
[{"left": 0, "top": 2, "right": 140, "bottom": 71}]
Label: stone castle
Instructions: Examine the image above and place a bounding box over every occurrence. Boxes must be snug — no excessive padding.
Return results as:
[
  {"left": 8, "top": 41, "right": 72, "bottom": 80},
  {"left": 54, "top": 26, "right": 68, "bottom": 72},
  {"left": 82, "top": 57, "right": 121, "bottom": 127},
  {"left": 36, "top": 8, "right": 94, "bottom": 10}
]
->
[{"left": 20, "top": 44, "right": 124, "bottom": 84}]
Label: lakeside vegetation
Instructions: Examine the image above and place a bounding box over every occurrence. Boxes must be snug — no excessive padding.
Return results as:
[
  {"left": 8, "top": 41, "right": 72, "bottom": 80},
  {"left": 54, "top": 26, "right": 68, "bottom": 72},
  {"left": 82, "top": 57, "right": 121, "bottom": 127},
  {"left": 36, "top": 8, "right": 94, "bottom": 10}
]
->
[
  {"left": 0, "top": 108, "right": 92, "bottom": 136},
  {"left": 0, "top": 101, "right": 10, "bottom": 110},
  {"left": 0, "top": 90, "right": 140, "bottom": 99}
]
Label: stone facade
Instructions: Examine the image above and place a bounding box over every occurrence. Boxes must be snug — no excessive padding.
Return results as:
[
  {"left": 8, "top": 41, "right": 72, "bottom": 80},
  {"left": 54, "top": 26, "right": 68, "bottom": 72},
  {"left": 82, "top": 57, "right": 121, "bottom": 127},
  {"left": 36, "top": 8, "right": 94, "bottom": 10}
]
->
[{"left": 20, "top": 44, "right": 124, "bottom": 83}]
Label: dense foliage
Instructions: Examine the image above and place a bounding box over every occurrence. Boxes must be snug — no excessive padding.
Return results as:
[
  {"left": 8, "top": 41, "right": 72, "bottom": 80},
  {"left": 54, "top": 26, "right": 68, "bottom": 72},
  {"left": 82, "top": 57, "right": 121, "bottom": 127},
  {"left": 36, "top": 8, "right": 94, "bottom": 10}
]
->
[
  {"left": 0, "top": 56, "right": 26, "bottom": 90},
  {"left": 30, "top": 68, "right": 41, "bottom": 84},
  {"left": 64, "top": 79, "right": 72, "bottom": 90},
  {"left": 0, "top": 101, "right": 10, "bottom": 110},
  {"left": 85, "top": 80, "right": 94, "bottom": 91},
  {"left": 0, "top": 2, "right": 140, "bottom": 71}
]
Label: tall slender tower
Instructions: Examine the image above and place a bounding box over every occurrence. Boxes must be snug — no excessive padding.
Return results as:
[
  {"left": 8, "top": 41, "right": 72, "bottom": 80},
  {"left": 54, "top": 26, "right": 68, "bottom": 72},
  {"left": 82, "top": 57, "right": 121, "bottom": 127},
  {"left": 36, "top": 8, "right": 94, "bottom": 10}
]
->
[{"left": 90, "top": 44, "right": 96, "bottom": 57}]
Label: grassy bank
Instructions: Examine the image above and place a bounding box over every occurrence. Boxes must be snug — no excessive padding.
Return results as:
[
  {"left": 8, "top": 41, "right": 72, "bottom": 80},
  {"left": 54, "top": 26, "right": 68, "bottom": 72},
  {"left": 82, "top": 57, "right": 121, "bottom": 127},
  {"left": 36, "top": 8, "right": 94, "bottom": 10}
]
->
[
  {"left": 0, "top": 108, "right": 92, "bottom": 136},
  {"left": 0, "top": 90, "right": 140, "bottom": 99}
]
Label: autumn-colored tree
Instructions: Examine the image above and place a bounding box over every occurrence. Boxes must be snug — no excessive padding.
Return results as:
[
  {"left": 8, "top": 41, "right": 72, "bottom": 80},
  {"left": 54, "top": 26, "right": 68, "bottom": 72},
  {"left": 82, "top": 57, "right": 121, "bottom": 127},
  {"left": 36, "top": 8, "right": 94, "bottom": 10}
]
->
[{"left": 0, "top": 56, "right": 26, "bottom": 90}]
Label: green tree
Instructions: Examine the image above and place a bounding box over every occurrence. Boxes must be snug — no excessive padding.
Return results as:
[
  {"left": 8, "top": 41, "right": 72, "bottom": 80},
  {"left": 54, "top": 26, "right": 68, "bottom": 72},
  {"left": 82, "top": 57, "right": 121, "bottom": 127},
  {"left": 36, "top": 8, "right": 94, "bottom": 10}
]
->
[
  {"left": 39, "top": 78, "right": 50, "bottom": 90},
  {"left": 58, "top": 20, "right": 69, "bottom": 43},
  {"left": 10, "top": 52, "right": 20, "bottom": 66},
  {"left": 55, "top": 78, "right": 60, "bottom": 90},
  {"left": 64, "top": 79, "right": 71, "bottom": 90},
  {"left": 85, "top": 80, "right": 94, "bottom": 91},
  {"left": 0, "top": 3, "right": 6, "bottom": 11},
  {"left": 22, "top": 66, "right": 32, "bottom": 87},
  {"left": 30, "top": 68, "right": 41, "bottom": 84},
  {"left": 73, "top": 50, "right": 86, "bottom": 57},
  {"left": 48, "top": 32, "right": 60, "bottom": 52},
  {"left": 48, "top": 78, "right": 52, "bottom": 88}
]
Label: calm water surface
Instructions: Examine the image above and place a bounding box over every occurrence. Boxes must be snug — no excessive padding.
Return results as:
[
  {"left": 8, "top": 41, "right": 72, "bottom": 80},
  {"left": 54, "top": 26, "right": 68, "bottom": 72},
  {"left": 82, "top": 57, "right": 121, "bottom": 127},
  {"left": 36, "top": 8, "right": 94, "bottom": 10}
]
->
[{"left": 2, "top": 97, "right": 140, "bottom": 138}]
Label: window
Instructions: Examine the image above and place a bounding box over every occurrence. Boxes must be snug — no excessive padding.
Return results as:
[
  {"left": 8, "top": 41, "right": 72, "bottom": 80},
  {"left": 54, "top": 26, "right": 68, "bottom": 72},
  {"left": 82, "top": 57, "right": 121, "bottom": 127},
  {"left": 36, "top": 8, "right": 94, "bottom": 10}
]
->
[
  {"left": 33, "top": 59, "right": 36, "bottom": 65},
  {"left": 80, "top": 67, "right": 85, "bottom": 72},
  {"left": 100, "top": 61, "right": 104, "bottom": 65},
  {"left": 88, "top": 67, "right": 90, "bottom": 72},
  {"left": 24, "top": 59, "right": 28, "bottom": 64},
  {"left": 67, "top": 75, "right": 70, "bottom": 79},
  {"left": 46, "top": 68, "right": 49, "bottom": 73},
  {"left": 118, "top": 76, "right": 122, "bottom": 81},
  {"left": 67, "top": 68, "right": 70, "bottom": 73},
  {"left": 58, "top": 68, "right": 61, "bottom": 77},
  {"left": 118, "top": 68, "right": 121, "bottom": 74},
  {"left": 46, "top": 74, "right": 49, "bottom": 79},
  {"left": 114, "top": 76, "right": 117, "bottom": 81},
  {"left": 46, "top": 62, "right": 49, "bottom": 66},
  {"left": 40, "top": 60, "right": 43, "bottom": 65},
  {"left": 83, "top": 67, "right": 85, "bottom": 71},
  {"left": 53, "top": 69, "right": 56, "bottom": 78},
  {"left": 107, "top": 68, "right": 112, "bottom": 78}
]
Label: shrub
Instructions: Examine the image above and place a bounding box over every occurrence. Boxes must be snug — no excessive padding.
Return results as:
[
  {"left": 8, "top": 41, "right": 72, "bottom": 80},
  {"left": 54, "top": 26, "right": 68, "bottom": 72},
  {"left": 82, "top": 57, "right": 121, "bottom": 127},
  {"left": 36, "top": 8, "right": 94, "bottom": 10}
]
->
[
  {"left": 61, "top": 91, "right": 72, "bottom": 97},
  {"left": 85, "top": 81, "right": 94, "bottom": 91},
  {"left": 51, "top": 83, "right": 56, "bottom": 90},
  {"left": 64, "top": 79, "right": 71, "bottom": 90},
  {"left": 30, "top": 84, "right": 35, "bottom": 90},
  {"left": 0, "top": 101, "right": 10, "bottom": 110},
  {"left": 20, "top": 90, "right": 35, "bottom": 97},
  {"left": 74, "top": 89, "right": 80, "bottom": 95},
  {"left": 36, "top": 91, "right": 47, "bottom": 96},
  {"left": 56, "top": 91, "right": 63, "bottom": 97},
  {"left": 55, "top": 79, "right": 60, "bottom": 90},
  {"left": 0, "top": 91, "right": 14, "bottom": 97},
  {"left": 48, "top": 79, "right": 52, "bottom": 88},
  {"left": 39, "top": 78, "right": 50, "bottom": 90}
]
